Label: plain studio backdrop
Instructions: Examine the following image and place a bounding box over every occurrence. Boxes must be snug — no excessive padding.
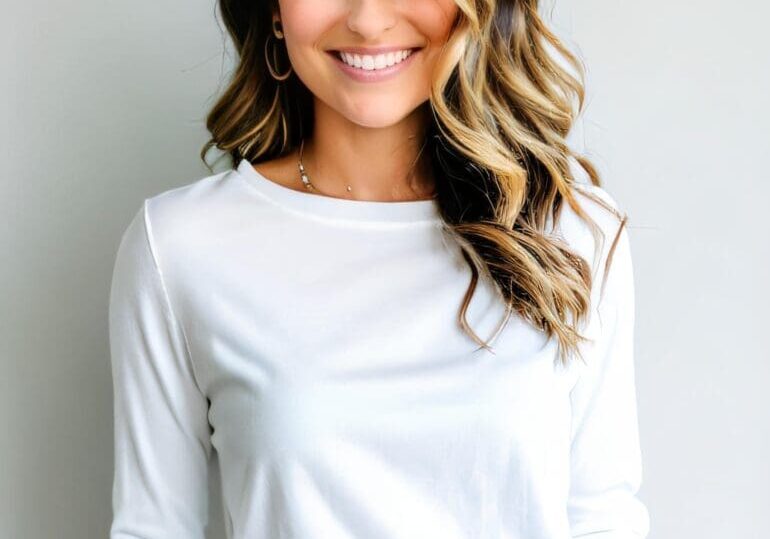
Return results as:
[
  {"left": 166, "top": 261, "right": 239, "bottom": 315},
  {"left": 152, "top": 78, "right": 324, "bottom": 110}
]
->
[{"left": 2, "top": 1, "right": 768, "bottom": 537}]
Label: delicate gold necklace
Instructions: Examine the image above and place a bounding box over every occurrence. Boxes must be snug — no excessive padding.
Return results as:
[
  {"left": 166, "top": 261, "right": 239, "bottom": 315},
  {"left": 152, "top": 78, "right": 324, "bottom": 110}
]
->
[
  {"left": 296, "top": 138, "right": 437, "bottom": 200},
  {"left": 298, "top": 139, "right": 353, "bottom": 195}
]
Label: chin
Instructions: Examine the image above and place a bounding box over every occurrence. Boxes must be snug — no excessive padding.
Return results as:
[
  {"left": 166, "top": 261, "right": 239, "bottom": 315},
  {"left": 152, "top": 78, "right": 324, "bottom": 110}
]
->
[{"left": 340, "top": 100, "right": 425, "bottom": 129}]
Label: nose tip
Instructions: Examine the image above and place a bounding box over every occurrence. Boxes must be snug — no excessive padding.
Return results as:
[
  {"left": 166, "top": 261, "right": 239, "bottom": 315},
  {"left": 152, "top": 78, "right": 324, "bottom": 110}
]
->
[{"left": 345, "top": 1, "right": 398, "bottom": 39}]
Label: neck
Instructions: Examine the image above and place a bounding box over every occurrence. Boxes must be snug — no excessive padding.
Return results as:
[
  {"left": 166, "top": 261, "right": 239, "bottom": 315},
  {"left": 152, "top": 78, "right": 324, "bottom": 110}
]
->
[{"left": 300, "top": 100, "right": 436, "bottom": 202}]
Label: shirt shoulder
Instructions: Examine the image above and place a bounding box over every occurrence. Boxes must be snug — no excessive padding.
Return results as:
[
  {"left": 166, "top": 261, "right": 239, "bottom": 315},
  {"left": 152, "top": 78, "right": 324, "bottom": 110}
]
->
[
  {"left": 139, "top": 167, "right": 257, "bottom": 262},
  {"left": 143, "top": 168, "right": 230, "bottom": 231},
  {"left": 550, "top": 182, "right": 630, "bottom": 300}
]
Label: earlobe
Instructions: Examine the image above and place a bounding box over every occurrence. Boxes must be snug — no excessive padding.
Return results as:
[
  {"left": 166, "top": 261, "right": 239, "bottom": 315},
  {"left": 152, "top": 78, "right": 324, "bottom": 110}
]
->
[{"left": 272, "top": 16, "right": 285, "bottom": 39}]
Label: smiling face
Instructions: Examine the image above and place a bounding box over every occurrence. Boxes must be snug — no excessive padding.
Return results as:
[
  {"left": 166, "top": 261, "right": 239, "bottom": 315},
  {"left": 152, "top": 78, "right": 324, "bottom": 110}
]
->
[{"left": 276, "top": 0, "right": 460, "bottom": 128}]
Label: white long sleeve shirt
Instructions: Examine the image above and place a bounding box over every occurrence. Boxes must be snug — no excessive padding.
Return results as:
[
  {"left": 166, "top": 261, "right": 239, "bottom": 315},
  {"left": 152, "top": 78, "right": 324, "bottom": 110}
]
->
[{"left": 108, "top": 158, "right": 650, "bottom": 539}]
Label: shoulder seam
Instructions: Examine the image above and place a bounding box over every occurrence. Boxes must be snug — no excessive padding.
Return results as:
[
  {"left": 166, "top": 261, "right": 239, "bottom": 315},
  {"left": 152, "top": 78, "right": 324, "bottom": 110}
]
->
[{"left": 140, "top": 199, "right": 208, "bottom": 400}]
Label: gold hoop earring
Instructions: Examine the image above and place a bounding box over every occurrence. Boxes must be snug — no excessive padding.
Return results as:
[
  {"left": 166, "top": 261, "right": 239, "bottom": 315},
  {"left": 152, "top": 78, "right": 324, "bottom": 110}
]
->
[{"left": 265, "top": 19, "right": 292, "bottom": 81}]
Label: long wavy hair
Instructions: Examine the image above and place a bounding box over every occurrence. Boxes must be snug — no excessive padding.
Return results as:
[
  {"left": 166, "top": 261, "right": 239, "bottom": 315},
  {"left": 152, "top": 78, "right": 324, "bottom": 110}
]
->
[{"left": 201, "top": 0, "right": 628, "bottom": 366}]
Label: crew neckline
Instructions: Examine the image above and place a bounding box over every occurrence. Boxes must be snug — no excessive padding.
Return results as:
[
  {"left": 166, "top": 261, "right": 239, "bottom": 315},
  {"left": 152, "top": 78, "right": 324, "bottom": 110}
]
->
[{"left": 235, "top": 158, "right": 443, "bottom": 225}]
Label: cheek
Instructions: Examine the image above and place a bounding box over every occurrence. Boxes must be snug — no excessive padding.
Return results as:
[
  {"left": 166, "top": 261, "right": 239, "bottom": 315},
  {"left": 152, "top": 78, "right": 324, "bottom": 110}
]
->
[
  {"left": 408, "top": 0, "right": 459, "bottom": 91},
  {"left": 413, "top": 0, "right": 459, "bottom": 42},
  {"left": 279, "top": 0, "right": 336, "bottom": 57}
]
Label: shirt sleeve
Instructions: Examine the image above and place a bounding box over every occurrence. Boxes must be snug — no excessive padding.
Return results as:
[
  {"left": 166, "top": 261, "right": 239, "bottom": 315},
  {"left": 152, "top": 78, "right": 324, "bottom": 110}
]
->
[
  {"left": 108, "top": 200, "right": 213, "bottom": 539},
  {"left": 567, "top": 218, "right": 651, "bottom": 538}
]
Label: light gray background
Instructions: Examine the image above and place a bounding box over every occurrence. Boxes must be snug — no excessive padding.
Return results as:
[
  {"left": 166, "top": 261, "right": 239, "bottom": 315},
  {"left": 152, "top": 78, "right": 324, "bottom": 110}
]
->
[{"left": 2, "top": 1, "right": 768, "bottom": 537}]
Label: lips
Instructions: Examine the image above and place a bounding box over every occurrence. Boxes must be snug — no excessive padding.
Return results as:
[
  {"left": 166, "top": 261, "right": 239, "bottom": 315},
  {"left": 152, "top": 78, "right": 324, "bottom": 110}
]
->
[
  {"left": 328, "top": 46, "right": 422, "bottom": 56},
  {"left": 327, "top": 46, "right": 421, "bottom": 82}
]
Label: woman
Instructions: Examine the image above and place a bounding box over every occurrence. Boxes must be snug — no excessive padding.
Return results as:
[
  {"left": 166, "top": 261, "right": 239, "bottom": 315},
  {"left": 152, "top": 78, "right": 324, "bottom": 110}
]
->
[{"left": 108, "top": 0, "right": 650, "bottom": 537}]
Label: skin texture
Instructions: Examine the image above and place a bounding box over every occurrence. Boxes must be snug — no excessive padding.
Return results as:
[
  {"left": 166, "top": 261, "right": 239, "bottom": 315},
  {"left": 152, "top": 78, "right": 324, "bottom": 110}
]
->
[{"left": 254, "top": 0, "right": 459, "bottom": 202}]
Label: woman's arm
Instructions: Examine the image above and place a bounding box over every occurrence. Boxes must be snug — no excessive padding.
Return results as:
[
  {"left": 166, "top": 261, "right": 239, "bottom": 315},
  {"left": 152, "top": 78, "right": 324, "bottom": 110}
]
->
[
  {"left": 567, "top": 215, "right": 651, "bottom": 538},
  {"left": 108, "top": 200, "right": 212, "bottom": 539}
]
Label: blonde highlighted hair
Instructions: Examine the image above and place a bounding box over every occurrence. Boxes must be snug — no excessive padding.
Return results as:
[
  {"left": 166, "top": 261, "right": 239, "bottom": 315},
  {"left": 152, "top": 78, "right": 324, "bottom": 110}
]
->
[{"left": 201, "top": 0, "right": 628, "bottom": 365}]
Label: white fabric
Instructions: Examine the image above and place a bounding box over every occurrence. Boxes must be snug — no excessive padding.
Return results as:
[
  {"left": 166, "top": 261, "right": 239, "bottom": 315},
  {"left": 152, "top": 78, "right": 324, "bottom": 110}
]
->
[{"left": 108, "top": 159, "right": 650, "bottom": 538}]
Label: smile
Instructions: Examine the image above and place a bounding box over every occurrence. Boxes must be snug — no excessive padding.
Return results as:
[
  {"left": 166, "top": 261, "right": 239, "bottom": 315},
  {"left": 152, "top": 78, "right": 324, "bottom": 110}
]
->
[
  {"left": 337, "top": 49, "right": 414, "bottom": 70},
  {"left": 326, "top": 47, "right": 422, "bottom": 83}
]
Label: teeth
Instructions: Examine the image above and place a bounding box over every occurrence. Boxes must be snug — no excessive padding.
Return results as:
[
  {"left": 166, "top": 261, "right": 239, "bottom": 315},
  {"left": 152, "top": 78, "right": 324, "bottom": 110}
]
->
[{"left": 338, "top": 49, "right": 413, "bottom": 71}]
